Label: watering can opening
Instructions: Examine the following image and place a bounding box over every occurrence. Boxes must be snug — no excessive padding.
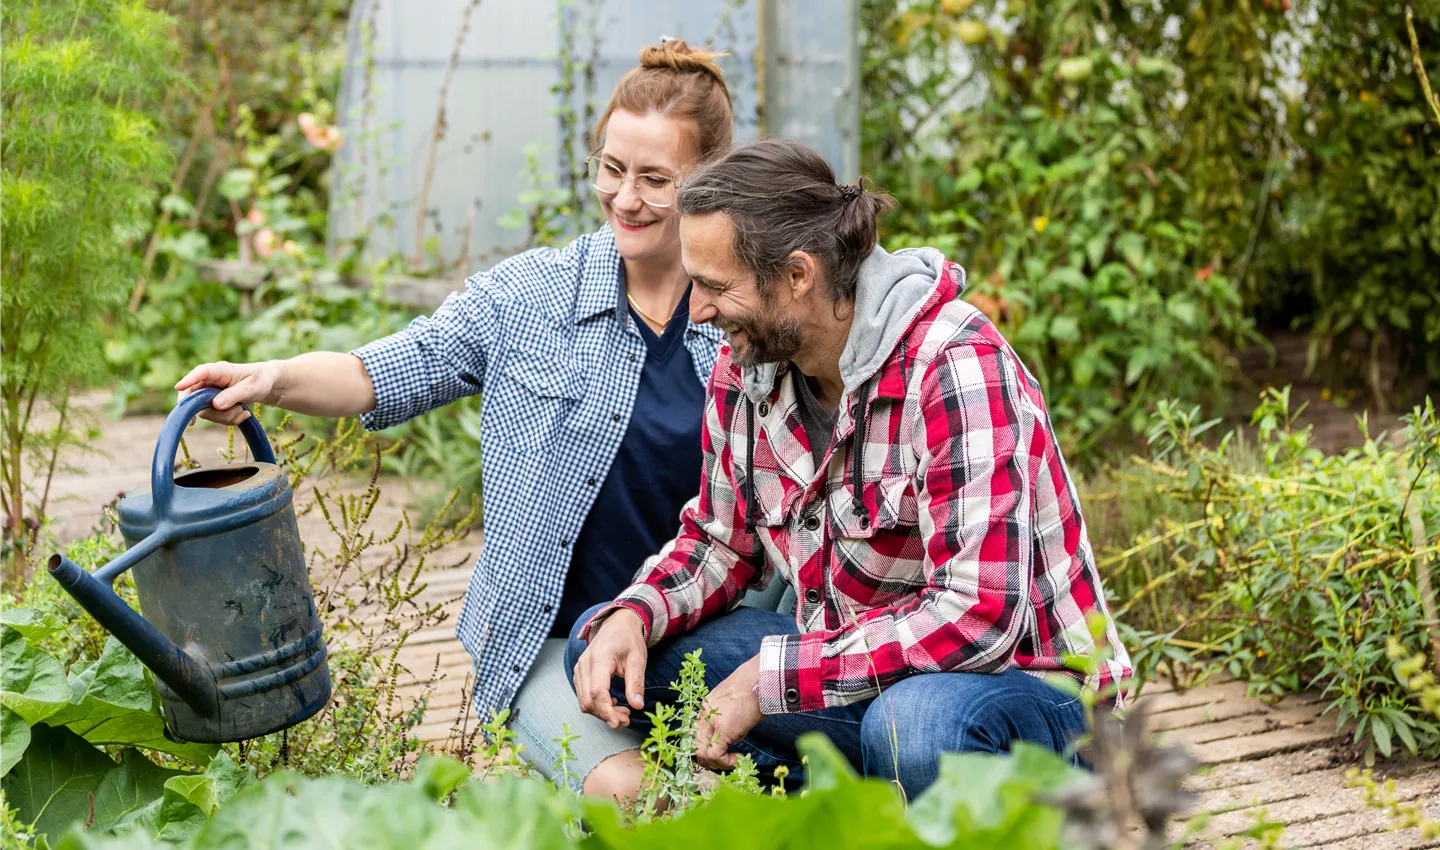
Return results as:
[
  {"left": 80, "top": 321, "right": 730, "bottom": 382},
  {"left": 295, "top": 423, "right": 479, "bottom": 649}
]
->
[{"left": 175, "top": 465, "right": 260, "bottom": 490}]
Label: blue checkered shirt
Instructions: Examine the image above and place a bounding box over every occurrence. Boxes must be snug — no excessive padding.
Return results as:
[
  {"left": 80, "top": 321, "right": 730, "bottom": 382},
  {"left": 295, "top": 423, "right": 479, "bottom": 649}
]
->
[{"left": 352, "top": 226, "right": 723, "bottom": 719}]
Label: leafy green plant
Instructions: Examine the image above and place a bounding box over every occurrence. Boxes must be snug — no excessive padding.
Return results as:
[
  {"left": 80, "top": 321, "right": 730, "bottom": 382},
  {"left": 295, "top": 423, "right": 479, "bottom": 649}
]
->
[
  {"left": 67, "top": 734, "right": 1077, "bottom": 850},
  {"left": 0, "top": 0, "right": 177, "bottom": 572},
  {"left": 863, "top": 0, "right": 1258, "bottom": 454},
  {"left": 1337, "top": 638, "right": 1440, "bottom": 843},
  {"left": 1110, "top": 389, "right": 1440, "bottom": 762},
  {"left": 0, "top": 611, "right": 239, "bottom": 847},
  {"left": 1287, "top": 1, "right": 1440, "bottom": 400}
]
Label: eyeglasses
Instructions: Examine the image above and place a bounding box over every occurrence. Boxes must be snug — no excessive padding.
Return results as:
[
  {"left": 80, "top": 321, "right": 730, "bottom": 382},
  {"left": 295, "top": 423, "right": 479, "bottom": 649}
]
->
[{"left": 586, "top": 154, "right": 678, "bottom": 209}]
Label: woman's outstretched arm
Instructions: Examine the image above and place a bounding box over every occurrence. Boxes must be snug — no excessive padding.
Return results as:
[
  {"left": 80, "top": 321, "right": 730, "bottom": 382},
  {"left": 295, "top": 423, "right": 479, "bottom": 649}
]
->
[{"left": 174, "top": 352, "right": 377, "bottom": 425}]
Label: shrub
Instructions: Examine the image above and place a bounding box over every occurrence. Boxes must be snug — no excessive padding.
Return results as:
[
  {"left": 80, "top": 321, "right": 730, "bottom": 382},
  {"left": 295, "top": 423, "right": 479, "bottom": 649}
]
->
[
  {"left": 1109, "top": 389, "right": 1440, "bottom": 761},
  {"left": 0, "top": 0, "right": 176, "bottom": 568},
  {"left": 862, "top": 0, "right": 1258, "bottom": 454},
  {"left": 1285, "top": 1, "right": 1440, "bottom": 399}
]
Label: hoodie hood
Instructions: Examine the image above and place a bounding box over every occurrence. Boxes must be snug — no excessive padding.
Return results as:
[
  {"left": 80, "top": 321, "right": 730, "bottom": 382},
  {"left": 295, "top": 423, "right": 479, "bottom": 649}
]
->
[{"left": 742, "top": 245, "right": 959, "bottom": 402}]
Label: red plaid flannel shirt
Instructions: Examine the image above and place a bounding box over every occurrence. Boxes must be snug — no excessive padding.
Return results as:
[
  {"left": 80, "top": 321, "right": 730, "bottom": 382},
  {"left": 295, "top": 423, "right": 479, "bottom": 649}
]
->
[{"left": 583, "top": 261, "right": 1132, "bottom": 714}]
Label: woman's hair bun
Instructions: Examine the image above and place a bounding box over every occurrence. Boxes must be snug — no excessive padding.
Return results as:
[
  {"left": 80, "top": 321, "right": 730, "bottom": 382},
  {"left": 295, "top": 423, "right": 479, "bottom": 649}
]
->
[{"left": 638, "top": 39, "right": 728, "bottom": 88}]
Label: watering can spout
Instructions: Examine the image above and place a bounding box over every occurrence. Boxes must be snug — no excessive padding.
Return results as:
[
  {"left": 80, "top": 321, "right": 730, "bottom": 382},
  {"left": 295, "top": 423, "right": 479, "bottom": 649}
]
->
[{"left": 48, "top": 554, "right": 220, "bottom": 717}]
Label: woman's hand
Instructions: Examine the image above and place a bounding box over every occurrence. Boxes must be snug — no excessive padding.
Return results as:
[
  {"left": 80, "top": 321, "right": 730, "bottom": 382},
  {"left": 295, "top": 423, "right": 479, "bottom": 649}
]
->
[{"left": 175, "top": 360, "right": 286, "bottom": 426}]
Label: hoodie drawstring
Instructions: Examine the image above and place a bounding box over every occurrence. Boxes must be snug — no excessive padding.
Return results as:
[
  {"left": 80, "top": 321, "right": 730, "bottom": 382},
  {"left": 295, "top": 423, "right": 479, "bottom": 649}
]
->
[
  {"left": 849, "top": 377, "right": 873, "bottom": 530},
  {"left": 744, "top": 396, "right": 758, "bottom": 535}
]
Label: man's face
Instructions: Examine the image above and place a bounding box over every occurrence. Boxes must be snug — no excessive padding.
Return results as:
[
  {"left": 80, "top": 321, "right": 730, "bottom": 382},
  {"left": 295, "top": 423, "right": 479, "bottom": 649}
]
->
[{"left": 681, "top": 212, "right": 803, "bottom": 369}]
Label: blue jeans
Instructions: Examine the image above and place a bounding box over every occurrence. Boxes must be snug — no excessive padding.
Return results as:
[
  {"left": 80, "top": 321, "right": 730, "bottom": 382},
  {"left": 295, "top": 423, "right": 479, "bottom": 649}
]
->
[{"left": 564, "top": 603, "right": 1087, "bottom": 798}]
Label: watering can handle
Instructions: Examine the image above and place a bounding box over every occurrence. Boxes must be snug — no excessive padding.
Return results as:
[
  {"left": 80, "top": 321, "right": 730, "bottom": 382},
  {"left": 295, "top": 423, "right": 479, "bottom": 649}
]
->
[{"left": 151, "top": 387, "right": 277, "bottom": 515}]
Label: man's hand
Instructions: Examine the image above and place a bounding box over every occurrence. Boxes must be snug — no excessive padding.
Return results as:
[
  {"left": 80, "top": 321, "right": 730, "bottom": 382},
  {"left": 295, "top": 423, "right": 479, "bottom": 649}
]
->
[
  {"left": 694, "top": 654, "right": 764, "bottom": 770},
  {"left": 573, "top": 608, "right": 648, "bottom": 729}
]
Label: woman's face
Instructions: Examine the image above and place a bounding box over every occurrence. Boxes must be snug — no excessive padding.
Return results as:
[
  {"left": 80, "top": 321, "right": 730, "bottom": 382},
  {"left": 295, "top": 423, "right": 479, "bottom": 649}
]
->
[{"left": 595, "top": 109, "right": 691, "bottom": 264}]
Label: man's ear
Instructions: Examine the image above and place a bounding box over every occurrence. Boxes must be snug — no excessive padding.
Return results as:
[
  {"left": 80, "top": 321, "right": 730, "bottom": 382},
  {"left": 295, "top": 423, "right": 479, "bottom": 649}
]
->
[{"left": 785, "top": 251, "right": 819, "bottom": 301}]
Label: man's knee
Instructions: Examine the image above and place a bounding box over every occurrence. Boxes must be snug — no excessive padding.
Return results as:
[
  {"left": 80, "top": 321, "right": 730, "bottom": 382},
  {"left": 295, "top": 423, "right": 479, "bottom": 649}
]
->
[{"left": 862, "top": 671, "right": 1083, "bottom": 768}]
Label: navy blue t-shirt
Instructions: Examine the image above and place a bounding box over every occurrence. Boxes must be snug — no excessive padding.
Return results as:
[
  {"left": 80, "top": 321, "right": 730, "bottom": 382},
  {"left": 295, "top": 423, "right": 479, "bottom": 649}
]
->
[{"left": 552, "top": 288, "right": 705, "bottom": 637}]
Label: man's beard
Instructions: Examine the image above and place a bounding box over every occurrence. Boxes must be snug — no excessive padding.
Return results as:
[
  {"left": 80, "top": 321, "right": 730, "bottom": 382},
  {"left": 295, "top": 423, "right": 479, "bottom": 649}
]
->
[{"left": 717, "top": 309, "right": 804, "bottom": 370}]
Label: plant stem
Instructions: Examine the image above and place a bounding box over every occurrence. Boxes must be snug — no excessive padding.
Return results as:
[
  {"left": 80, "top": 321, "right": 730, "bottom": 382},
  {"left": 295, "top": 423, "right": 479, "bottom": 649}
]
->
[
  {"left": 36, "top": 388, "right": 71, "bottom": 522},
  {"left": 413, "top": 0, "right": 482, "bottom": 269},
  {"left": 1407, "top": 6, "right": 1440, "bottom": 126},
  {"left": 1400, "top": 465, "right": 1440, "bottom": 673}
]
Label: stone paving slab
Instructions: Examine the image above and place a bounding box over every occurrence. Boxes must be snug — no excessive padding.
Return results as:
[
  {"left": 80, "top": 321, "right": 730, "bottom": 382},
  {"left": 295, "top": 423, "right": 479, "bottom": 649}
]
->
[{"left": 1136, "top": 676, "right": 1440, "bottom": 848}]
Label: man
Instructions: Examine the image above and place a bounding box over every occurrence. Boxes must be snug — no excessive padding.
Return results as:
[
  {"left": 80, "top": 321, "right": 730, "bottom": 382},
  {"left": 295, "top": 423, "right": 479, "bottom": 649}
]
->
[{"left": 566, "top": 138, "right": 1131, "bottom": 799}]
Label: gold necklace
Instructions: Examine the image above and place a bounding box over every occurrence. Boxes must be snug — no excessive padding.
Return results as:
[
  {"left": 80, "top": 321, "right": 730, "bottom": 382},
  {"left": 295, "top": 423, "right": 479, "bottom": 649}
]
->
[{"left": 626, "top": 292, "right": 669, "bottom": 329}]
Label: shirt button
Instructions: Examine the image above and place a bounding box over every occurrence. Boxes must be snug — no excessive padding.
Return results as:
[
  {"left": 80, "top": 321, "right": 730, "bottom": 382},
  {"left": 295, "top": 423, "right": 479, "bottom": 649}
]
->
[
  {"left": 805, "top": 588, "right": 821, "bottom": 604},
  {"left": 586, "top": 477, "right": 597, "bottom": 486},
  {"left": 512, "top": 664, "right": 521, "bottom": 673},
  {"left": 543, "top": 604, "right": 553, "bottom": 613},
  {"left": 612, "top": 413, "right": 622, "bottom": 423},
  {"left": 785, "top": 687, "right": 800, "bottom": 704},
  {"left": 804, "top": 514, "right": 821, "bottom": 531},
  {"left": 758, "top": 401, "right": 771, "bottom": 417},
  {"left": 560, "top": 539, "right": 570, "bottom": 548},
  {"left": 629, "top": 354, "right": 638, "bottom": 363}
]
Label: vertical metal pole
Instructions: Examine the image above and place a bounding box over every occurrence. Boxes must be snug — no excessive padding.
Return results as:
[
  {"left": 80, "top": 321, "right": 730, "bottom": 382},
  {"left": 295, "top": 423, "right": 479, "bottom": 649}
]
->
[
  {"left": 837, "top": 0, "right": 861, "bottom": 183},
  {"left": 755, "top": 0, "right": 772, "bottom": 136}
]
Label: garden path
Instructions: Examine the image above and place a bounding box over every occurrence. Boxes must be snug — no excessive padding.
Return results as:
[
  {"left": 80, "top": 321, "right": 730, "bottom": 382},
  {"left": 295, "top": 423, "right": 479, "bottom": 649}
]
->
[{"left": 44, "top": 401, "right": 1440, "bottom": 848}]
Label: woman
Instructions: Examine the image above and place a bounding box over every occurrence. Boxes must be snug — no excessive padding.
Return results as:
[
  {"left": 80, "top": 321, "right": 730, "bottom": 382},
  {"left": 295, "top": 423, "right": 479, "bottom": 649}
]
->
[{"left": 175, "top": 40, "right": 734, "bottom": 792}]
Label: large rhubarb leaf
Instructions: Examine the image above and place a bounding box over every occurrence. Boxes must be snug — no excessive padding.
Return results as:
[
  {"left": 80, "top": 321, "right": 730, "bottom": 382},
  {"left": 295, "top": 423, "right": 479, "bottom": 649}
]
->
[{"left": 43, "top": 637, "right": 216, "bottom": 766}]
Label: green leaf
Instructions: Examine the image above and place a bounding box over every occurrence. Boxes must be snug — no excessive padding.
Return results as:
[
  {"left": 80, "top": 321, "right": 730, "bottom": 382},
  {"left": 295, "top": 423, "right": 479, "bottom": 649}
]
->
[
  {"left": 412, "top": 754, "right": 469, "bottom": 801},
  {"left": 1388, "top": 712, "right": 1418, "bottom": 755},
  {"left": 954, "top": 168, "right": 984, "bottom": 194},
  {"left": 908, "top": 742, "right": 1074, "bottom": 848},
  {"left": 2, "top": 705, "right": 30, "bottom": 777},
  {"left": 1084, "top": 234, "right": 1107, "bottom": 269},
  {"left": 110, "top": 752, "right": 250, "bottom": 843},
  {"left": 2, "top": 724, "right": 121, "bottom": 841},
  {"left": 1, "top": 608, "right": 68, "bottom": 644},
  {"left": 1166, "top": 297, "right": 1199, "bottom": 328},
  {"left": 1, "top": 625, "right": 71, "bottom": 725},
  {"left": 216, "top": 169, "right": 256, "bottom": 201},
  {"left": 157, "top": 195, "right": 195, "bottom": 219},
  {"left": 1043, "top": 267, "right": 1089, "bottom": 291},
  {"left": 1050, "top": 316, "right": 1081, "bottom": 343},
  {"left": 1125, "top": 350, "right": 1147, "bottom": 386},
  {"left": 188, "top": 772, "right": 367, "bottom": 847},
  {"left": 796, "top": 732, "right": 860, "bottom": 792},
  {"left": 1115, "top": 232, "right": 1146, "bottom": 269},
  {"left": 587, "top": 735, "right": 915, "bottom": 850},
  {"left": 90, "top": 750, "right": 189, "bottom": 834},
  {"left": 1371, "top": 716, "right": 1392, "bottom": 758},
  {"left": 42, "top": 638, "right": 218, "bottom": 766}
]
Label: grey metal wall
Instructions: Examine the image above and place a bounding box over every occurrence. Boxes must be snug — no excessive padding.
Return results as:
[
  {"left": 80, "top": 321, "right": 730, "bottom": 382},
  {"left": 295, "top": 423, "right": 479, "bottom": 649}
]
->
[{"left": 329, "top": 0, "right": 858, "bottom": 268}]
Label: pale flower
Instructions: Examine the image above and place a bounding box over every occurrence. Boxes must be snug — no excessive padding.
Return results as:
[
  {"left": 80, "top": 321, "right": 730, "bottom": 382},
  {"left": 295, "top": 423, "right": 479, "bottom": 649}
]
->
[
  {"left": 253, "top": 227, "right": 278, "bottom": 259},
  {"left": 298, "top": 112, "right": 343, "bottom": 153}
]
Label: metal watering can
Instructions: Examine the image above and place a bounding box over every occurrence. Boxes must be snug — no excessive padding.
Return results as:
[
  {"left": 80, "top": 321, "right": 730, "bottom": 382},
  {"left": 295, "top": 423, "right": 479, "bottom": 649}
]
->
[{"left": 47, "top": 388, "right": 331, "bottom": 743}]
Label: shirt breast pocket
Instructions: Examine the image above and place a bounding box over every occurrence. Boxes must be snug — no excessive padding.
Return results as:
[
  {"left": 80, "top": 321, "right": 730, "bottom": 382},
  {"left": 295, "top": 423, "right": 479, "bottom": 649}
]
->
[
  {"left": 829, "top": 473, "right": 919, "bottom": 539},
  {"left": 490, "top": 347, "right": 583, "bottom": 453}
]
